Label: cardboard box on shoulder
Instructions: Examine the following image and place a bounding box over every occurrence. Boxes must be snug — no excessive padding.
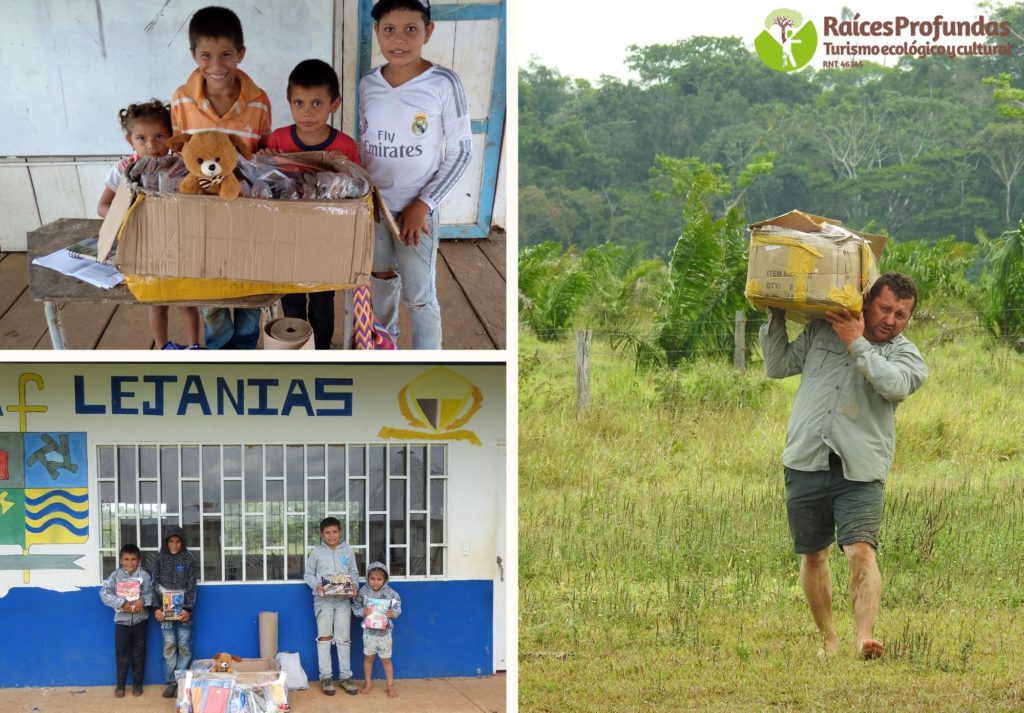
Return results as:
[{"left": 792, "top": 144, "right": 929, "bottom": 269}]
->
[
  {"left": 96, "top": 151, "right": 399, "bottom": 302},
  {"left": 744, "top": 210, "right": 887, "bottom": 321}
]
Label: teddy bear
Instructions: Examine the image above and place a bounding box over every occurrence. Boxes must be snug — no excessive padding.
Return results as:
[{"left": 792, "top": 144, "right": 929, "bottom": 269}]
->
[
  {"left": 167, "top": 131, "right": 252, "bottom": 201},
  {"left": 210, "top": 652, "right": 243, "bottom": 673}
]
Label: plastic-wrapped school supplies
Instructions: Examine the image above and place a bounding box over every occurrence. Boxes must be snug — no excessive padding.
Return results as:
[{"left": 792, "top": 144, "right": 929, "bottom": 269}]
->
[
  {"left": 115, "top": 578, "right": 141, "bottom": 601},
  {"left": 320, "top": 572, "right": 353, "bottom": 596},
  {"left": 121, "top": 153, "right": 369, "bottom": 201},
  {"left": 236, "top": 154, "right": 370, "bottom": 200},
  {"left": 127, "top": 154, "right": 189, "bottom": 193},
  {"left": 233, "top": 673, "right": 290, "bottom": 713},
  {"left": 363, "top": 597, "right": 394, "bottom": 631},
  {"left": 159, "top": 586, "right": 186, "bottom": 620},
  {"left": 174, "top": 672, "right": 233, "bottom": 713},
  {"left": 175, "top": 670, "right": 290, "bottom": 713}
]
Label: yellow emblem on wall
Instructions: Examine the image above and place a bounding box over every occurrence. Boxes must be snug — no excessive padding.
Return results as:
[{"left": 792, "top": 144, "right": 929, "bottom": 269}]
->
[{"left": 378, "top": 367, "right": 482, "bottom": 445}]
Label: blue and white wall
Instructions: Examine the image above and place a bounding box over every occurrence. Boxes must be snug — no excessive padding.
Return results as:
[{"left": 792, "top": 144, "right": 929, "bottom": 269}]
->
[{"left": 0, "top": 362, "right": 506, "bottom": 687}]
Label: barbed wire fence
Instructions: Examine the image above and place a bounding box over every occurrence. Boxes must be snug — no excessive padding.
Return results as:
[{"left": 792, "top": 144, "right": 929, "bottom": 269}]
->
[{"left": 523, "top": 305, "right": 1024, "bottom": 415}]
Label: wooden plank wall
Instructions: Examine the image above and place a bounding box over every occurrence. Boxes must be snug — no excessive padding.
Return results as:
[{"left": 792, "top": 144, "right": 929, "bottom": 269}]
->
[{"left": 0, "top": 157, "right": 116, "bottom": 252}]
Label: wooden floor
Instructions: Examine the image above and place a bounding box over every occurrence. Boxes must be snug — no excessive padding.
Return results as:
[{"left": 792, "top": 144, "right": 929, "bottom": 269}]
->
[{"left": 0, "top": 229, "right": 505, "bottom": 351}]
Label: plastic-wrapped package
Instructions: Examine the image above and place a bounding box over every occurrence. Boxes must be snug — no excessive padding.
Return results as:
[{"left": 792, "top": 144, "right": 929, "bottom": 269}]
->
[
  {"left": 363, "top": 597, "right": 394, "bottom": 630},
  {"left": 302, "top": 171, "right": 370, "bottom": 200},
  {"left": 233, "top": 672, "right": 290, "bottom": 713},
  {"left": 320, "top": 572, "right": 353, "bottom": 596},
  {"left": 236, "top": 154, "right": 369, "bottom": 201},
  {"left": 174, "top": 670, "right": 236, "bottom": 713},
  {"left": 175, "top": 669, "right": 290, "bottom": 713},
  {"left": 262, "top": 168, "right": 300, "bottom": 201},
  {"left": 126, "top": 151, "right": 370, "bottom": 201},
  {"left": 122, "top": 155, "right": 189, "bottom": 194},
  {"left": 159, "top": 585, "right": 186, "bottom": 620},
  {"left": 237, "top": 155, "right": 314, "bottom": 200}
]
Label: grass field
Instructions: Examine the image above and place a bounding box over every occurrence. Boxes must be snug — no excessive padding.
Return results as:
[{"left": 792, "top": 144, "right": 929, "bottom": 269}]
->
[{"left": 519, "top": 310, "right": 1024, "bottom": 712}]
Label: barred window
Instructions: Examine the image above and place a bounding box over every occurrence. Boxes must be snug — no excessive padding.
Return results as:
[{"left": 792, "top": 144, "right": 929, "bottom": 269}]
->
[{"left": 98, "top": 442, "right": 448, "bottom": 581}]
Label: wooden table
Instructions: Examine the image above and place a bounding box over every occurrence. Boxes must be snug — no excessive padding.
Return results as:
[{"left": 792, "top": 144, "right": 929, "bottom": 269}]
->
[{"left": 27, "top": 218, "right": 282, "bottom": 349}]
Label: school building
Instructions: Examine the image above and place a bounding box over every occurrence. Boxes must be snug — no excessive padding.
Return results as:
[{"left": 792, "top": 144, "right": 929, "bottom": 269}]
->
[{"left": 0, "top": 362, "right": 507, "bottom": 686}]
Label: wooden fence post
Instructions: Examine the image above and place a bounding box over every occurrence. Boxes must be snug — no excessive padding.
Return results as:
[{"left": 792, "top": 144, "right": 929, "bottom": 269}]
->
[
  {"left": 734, "top": 311, "right": 747, "bottom": 371},
  {"left": 576, "top": 330, "right": 591, "bottom": 415}
]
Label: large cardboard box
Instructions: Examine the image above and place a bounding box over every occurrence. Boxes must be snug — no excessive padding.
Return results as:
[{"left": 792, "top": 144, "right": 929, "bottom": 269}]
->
[
  {"left": 191, "top": 657, "right": 281, "bottom": 674},
  {"left": 97, "top": 151, "right": 397, "bottom": 302},
  {"left": 744, "top": 210, "right": 886, "bottom": 320},
  {"left": 183, "top": 658, "right": 289, "bottom": 712}
]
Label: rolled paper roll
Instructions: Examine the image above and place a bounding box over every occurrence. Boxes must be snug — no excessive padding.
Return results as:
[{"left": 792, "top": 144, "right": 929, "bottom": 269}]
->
[
  {"left": 258, "top": 610, "right": 279, "bottom": 659},
  {"left": 263, "top": 317, "right": 314, "bottom": 349}
]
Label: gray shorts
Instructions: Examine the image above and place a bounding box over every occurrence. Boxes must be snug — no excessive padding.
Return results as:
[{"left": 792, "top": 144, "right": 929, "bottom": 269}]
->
[
  {"left": 363, "top": 630, "right": 393, "bottom": 659},
  {"left": 784, "top": 454, "right": 884, "bottom": 554}
]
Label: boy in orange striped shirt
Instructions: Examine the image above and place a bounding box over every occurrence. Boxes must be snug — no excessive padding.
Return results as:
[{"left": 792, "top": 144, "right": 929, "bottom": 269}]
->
[{"left": 170, "top": 6, "right": 271, "bottom": 349}]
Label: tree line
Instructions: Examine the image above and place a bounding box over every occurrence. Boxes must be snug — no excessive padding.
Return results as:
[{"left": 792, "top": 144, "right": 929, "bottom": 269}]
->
[{"left": 521, "top": 4, "right": 1024, "bottom": 256}]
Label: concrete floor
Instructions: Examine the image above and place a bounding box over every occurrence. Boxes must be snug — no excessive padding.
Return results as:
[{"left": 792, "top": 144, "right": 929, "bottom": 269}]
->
[{"left": 0, "top": 673, "right": 505, "bottom": 712}]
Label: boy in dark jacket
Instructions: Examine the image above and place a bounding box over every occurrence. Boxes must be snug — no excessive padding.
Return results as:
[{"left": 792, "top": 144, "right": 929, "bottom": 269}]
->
[{"left": 151, "top": 525, "right": 198, "bottom": 698}]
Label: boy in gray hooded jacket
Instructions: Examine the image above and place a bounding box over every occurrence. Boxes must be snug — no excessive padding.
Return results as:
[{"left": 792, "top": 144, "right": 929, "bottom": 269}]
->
[
  {"left": 151, "top": 525, "right": 198, "bottom": 698},
  {"left": 304, "top": 516, "right": 361, "bottom": 695},
  {"left": 100, "top": 543, "right": 155, "bottom": 697},
  {"left": 353, "top": 561, "right": 402, "bottom": 697}
]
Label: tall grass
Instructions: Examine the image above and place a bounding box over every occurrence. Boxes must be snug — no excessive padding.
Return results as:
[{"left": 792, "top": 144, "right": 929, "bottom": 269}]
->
[{"left": 519, "top": 314, "right": 1024, "bottom": 712}]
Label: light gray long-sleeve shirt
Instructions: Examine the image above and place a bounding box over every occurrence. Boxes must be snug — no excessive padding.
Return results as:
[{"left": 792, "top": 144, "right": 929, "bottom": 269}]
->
[
  {"left": 760, "top": 311, "right": 927, "bottom": 482},
  {"left": 303, "top": 540, "right": 360, "bottom": 598}
]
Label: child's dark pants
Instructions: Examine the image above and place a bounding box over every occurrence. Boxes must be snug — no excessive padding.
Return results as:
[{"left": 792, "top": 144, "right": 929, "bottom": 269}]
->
[{"left": 115, "top": 620, "right": 148, "bottom": 686}]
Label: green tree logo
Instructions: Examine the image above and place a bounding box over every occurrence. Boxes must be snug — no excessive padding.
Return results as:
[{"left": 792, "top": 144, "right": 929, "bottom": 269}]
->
[{"left": 755, "top": 8, "right": 817, "bottom": 71}]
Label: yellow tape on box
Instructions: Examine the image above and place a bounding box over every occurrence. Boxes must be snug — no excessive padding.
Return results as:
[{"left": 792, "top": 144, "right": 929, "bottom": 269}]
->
[
  {"left": 744, "top": 210, "right": 885, "bottom": 321},
  {"left": 123, "top": 275, "right": 362, "bottom": 302}
]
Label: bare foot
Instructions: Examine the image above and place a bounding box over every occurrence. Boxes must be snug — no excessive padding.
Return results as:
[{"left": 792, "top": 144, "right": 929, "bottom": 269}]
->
[
  {"left": 387, "top": 683, "right": 397, "bottom": 698},
  {"left": 361, "top": 683, "right": 373, "bottom": 695},
  {"left": 857, "top": 639, "right": 884, "bottom": 660},
  {"left": 816, "top": 633, "right": 839, "bottom": 658}
]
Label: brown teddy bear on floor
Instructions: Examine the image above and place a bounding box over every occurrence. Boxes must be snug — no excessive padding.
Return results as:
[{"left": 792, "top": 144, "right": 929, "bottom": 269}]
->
[{"left": 167, "top": 131, "right": 253, "bottom": 201}]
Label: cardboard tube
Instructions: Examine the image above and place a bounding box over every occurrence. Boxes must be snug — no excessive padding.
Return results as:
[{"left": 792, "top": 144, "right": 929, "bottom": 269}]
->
[
  {"left": 258, "top": 611, "right": 279, "bottom": 659},
  {"left": 263, "top": 317, "right": 314, "bottom": 350}
]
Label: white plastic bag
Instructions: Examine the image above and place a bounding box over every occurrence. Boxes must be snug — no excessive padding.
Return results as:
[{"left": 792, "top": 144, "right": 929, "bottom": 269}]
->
[{"left": 275, "top": 651, "right": 308, "bottom": 690}]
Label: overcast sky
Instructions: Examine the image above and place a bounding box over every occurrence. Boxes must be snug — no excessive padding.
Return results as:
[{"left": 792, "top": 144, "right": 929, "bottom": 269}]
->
[{"left": 515, "top": 0, "right": 999, "bottom": 81}]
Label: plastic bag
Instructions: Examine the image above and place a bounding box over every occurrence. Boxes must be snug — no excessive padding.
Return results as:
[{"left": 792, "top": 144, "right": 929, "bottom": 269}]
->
[
  {"left": 302, "top": 171, "right": 370, "bottom": 200},
  {"left": 363, "top": 597, "right": 394, "bottom": 630},
  {"left": 175, "top": 669, "right": 290, "bottom": 713},
  {"left": 320, "top": 572, "right": 353, "bottom": 596},
  {"left": 235, "top": 671, "right": 290, "bottom": 713},
  {"left": 274, "top": 652, "right": 308, "bottom": 690},
  {"left": 236, "top": 154, "right": 369, "bottom": 201},
  {"left": 126, "top": 155, "right": 188, "bottom": 193},
  {"left": 174, "top": 670, "right": 235, "bottom": 713},
  {"left": 236, "top": 155, "right": 315, "bottom": 200},
  {"left": 159, "top": 585, "right": 186, "bottom": 620}
]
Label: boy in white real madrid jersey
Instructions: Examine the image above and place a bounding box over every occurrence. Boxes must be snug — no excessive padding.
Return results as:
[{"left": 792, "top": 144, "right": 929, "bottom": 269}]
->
[{"left": 360, "top": 0, "right": 473, "bottom": 350}]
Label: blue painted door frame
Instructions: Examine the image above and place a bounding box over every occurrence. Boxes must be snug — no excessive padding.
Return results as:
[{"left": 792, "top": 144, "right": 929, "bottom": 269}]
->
[{"left": 357, "top": 0, "right": 507, "bottom": 239}]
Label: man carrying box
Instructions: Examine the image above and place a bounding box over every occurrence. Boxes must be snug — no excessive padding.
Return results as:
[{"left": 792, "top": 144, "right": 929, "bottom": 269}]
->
[{"left": 760, "top": 273, "right": 927, "bottom": 659}]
